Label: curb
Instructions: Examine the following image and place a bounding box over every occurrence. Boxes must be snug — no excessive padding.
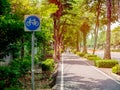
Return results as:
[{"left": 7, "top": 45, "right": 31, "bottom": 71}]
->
[{"left": 111, "top": 73, "right": 120, "bottom": 81}]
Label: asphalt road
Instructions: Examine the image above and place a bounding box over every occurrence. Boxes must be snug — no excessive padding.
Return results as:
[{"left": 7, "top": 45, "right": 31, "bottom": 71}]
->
[{"left": 53, "top": 53, "right": 120, "bottom": 90}]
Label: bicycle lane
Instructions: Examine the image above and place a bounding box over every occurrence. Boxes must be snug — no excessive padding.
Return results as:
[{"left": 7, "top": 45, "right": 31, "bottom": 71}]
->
[{"left": 52, "top": 53, "right": 120, "bottom": 90}]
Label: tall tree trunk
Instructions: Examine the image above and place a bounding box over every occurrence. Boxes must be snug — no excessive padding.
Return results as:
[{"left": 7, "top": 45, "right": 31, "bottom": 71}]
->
[
  {"left": 76, "top": 31, "right": 79, "bottom": 52},
  {"left": 83, "top": 34, "right": 87, "bottom": 53},
  {"left": 49, "top": 0, "right": 63, "bottom": 62},
  {"left": 117, "top": 0, "right": 120, "bottom": 19},
  {"left": 93, "top": 0, "right": 101, "bottom": 54},
  {"left": 53, "top": 18, "right": 58, "bottom": 61},
  {"left": 104, "top": 0, "right": 111, "bottom": 59}
]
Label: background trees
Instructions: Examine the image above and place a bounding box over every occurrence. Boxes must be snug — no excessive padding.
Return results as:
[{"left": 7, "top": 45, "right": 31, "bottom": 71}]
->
[
  {"left": 0, "top": 0, "right": 120, "bottom": 61},
  {"left": 0, "top": 0, "right": 57, "bottom": 60}
]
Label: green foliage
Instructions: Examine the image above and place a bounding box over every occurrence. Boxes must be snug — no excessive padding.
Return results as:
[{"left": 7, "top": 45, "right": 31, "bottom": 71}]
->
[
  {"left": 111, "top": 26, "right": 120, "bottom": 46},
  {"left": 95, "top": 60, "right": 119, "bottom": 68},
  {"left": 112, "top": 64, "right": 120, "bottom": 74},
  {"left": 0, "top": 15, "right": 24, "bottom": 53},
  {"left": 111, "top": 49, "right": 120, "bottom": 52},
  {"left": 0, "top": 57, "right": 32, "bottom": 89},
  {"left": 84, "top": 54, "right": 97, "bottom": 58},
  {"left": 4, "top": 87, "right": 24, "bottom": 90},
  {"left": 42, "top": 59, "right": 55, "bottom": 72},
  {"left": 76, "top": 52, "right": 85, "bottom": 57},
  {"left": 87, "top": 56, "right": 102, "bottom": 61},
  {"left": 72, "top": 49, "right": 77, "bottom": 54},
  {"left": 0, "top": 0, "right": 11, "bottom": 15}
]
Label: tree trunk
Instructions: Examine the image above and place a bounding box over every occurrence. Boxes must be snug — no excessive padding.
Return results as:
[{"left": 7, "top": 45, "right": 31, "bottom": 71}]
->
[
  {"left": 104, "top": 0, "right": 111, "bottom": 59},
  {"left": 82, "top": 34, "right": 87, "bottom": 53},
  {"left": 117, "top": 0, "right": 120, "bottom": 19},
  {"left": 93, "top": 0, "right": 101, "bottom": 54},
  {"left": 76, "top": 31, "right": 79, "bottom": 52},
  {"left": 49, "top": 0, "right": 63, "bottom": 62},
  {"left": 53, "top": 18, "right": 58, "bottom": 61}
]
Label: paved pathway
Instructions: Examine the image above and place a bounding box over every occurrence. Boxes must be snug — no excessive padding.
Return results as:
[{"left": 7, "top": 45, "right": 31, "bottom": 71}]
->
[{"left": 53, "top": 53, "right": 120, "bottom": 90}]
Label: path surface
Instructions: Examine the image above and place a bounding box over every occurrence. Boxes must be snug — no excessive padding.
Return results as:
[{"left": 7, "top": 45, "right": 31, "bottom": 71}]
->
[{"left": 53, "top": 53, "right": 120, "bottom": 90}]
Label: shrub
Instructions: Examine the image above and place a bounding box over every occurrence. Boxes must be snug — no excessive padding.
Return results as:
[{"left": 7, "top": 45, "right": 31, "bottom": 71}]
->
[
  {"left": 72, "top": 50, "right": 77, "bottom": 54},
  {"left": 0, "top": 56, "right": 32, "bottom": 89},
  {"left": 0, "top": 66, "right": 10, "bottom": 88},
  {"left": 4, "top": 86, "right": 24, "bottom": 90},
  {"left": 111, "top": 49, "right": 120, "bottom": 52},
  {"left": 84, "top": 54, "right": 97, "bottom": 58},
  {"left": 42, "top": 59, "right": 55, "bottom": 72},
  {"left": 112, "top": 64, "right": 120, "bottom": 74},
  {"left": 87, "top": 56, "right": 102, "bottom": 61},
  {"left": 96, "top": 60, "right": 119, "bottom": 68},
  {"left": 76, "top": 52, "right": 85, "bottom": 57}
]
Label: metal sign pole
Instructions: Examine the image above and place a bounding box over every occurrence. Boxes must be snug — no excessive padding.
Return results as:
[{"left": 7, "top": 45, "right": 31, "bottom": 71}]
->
[
  {"left": 31, "top": 31, "right": 35, "bottom": 90},
  {"left": 24, "top": 15, "right": 40, "bottom": 90}
]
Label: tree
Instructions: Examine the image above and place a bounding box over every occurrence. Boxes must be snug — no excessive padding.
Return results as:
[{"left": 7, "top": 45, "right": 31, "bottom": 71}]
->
[
  {"left": 0, "top": 0, "right": 11, "bottom": 15},
  {"left": 0, "top": 0, "right": 57, "bottom": 59},
  {"left": 104, "top": 0, "right": 111, "bottom": 59},
  {"left": 0, "top": 0, "right": 24, "bottom": 58},
  {"left": 111, "top": 26, "right": 120, "bottom": 47},
  {"left": 92, "top": 0, "right": 102, "bottom": 54},
  {"left": 80, "top": 21, "right": 90, "bottom": 53},
  {"left": 49, "top": 0, "right": 75, "bottom": 61}
]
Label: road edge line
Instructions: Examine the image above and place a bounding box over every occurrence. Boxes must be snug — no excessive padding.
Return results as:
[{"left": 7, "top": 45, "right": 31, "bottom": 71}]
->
[{"left": 83, "top": 59, "right": 120, "bottom": 85}]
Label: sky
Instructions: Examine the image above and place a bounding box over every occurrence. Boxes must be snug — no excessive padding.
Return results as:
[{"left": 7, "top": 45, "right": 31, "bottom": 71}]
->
[{"left": 111, "top": 21, "right": 120, "bottom": 30}]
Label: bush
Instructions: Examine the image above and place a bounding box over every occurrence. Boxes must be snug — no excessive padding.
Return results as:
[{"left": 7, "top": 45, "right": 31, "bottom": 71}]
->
[
  {"left": 111, "top": 49, "right": 120, "bottom": 52},
  {"left": 76, "top": 52, "right": 85, "bottom": 57},
  {"left": 112, "top": 64, "right": 120, "bottom": 74},
  {"left": 0, "top": 66, "right": 10, "bottom": 88},
  {"left": 0, "top": 56, "right": 32, "bottom": 89},
  {"left": 96, "top": 60, "right": 119, "bottom": 68},
  {"left": 84, "top": 54, "right": 97, "bottom": 58},
  {"left": 72, "top": 49, "right": 77, "bottom": 54},
  {"left": 42, "top": 59, "right": 55, "bottom": 72},
  {"left": 87, "top": 56, "right": 102, "bottom": 61},
  {"left": 4, "top": 86, "right": 24, "bottom": 90}
]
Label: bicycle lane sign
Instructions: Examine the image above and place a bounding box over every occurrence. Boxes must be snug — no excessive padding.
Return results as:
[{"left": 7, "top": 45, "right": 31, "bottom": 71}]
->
[{"left": 24, "top": 15, "right": 40, "bottom": 31}]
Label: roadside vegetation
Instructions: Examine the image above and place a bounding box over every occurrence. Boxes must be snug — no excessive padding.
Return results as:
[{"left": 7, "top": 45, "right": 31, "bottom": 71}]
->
[
  {"left": 112, "top": 65, "right": 120, "bottom": 75},
  {"left": 76, "top": 51, "right": 120, "bottom": 76}
]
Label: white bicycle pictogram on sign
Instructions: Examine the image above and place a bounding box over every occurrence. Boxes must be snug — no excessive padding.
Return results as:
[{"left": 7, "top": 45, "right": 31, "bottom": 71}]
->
[{"left": 26, "top": 18, "right": 39, "bottom": 27}]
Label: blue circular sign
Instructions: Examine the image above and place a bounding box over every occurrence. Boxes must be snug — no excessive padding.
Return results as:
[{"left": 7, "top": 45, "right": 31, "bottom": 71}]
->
[{"left": 25, "top": 15, "right": 40, "bottom": 31}]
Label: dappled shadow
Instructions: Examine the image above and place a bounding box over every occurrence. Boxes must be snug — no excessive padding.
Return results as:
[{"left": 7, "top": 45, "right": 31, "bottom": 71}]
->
[
  {"left": 63, "top": 59, "right": 92, "bottom": 66},
  {"left": 63, "top": 72, "right": 120, "bottom": 90},
  {"left": 62, "top": 53, "right": 80, "bottom": 59},
  {"left": 63, "top": 56, "right": 80, "bottom": 60},
  {"left": 54, "top": 67, "right": 120, "bottom": 90},
  {"left": 53, "top": 53, "right": 120, "bottom": 90}
]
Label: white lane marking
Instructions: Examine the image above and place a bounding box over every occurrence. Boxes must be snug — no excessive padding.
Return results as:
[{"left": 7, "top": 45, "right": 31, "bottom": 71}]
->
[
  {"left": 83, "top": 59, "right": 120, "bottom": 85},
  {"left": 61, "top": 54, "right": 64, "bottom": 90}
]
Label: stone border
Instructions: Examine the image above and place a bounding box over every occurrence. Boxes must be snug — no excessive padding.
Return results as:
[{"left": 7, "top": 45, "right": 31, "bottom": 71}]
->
[{"left": 111, "top": 73, "right": 120, "bottom": 81}]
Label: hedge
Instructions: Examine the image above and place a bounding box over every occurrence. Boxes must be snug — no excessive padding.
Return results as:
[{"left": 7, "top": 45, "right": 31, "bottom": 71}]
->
[
  {"left": 84, "top": 54, "right": 97, "bottom": 58},
  {"left": 96, "top": 60, "right": 119, "bottom": 68},
  {"left": 42, "top": 59, "right": 55, "bottom": 72},
  {"left": 87, "top": 56, "right": 102, "bottom": 61},
  {"left": 76, "top": 52, "right": 85, "bottom": 57},
  {"left": 111, "top": 49, "right": 120, "bottom": 52},
  {"left": 112, "top": 64, "right": 120, "bottom": 74}
]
